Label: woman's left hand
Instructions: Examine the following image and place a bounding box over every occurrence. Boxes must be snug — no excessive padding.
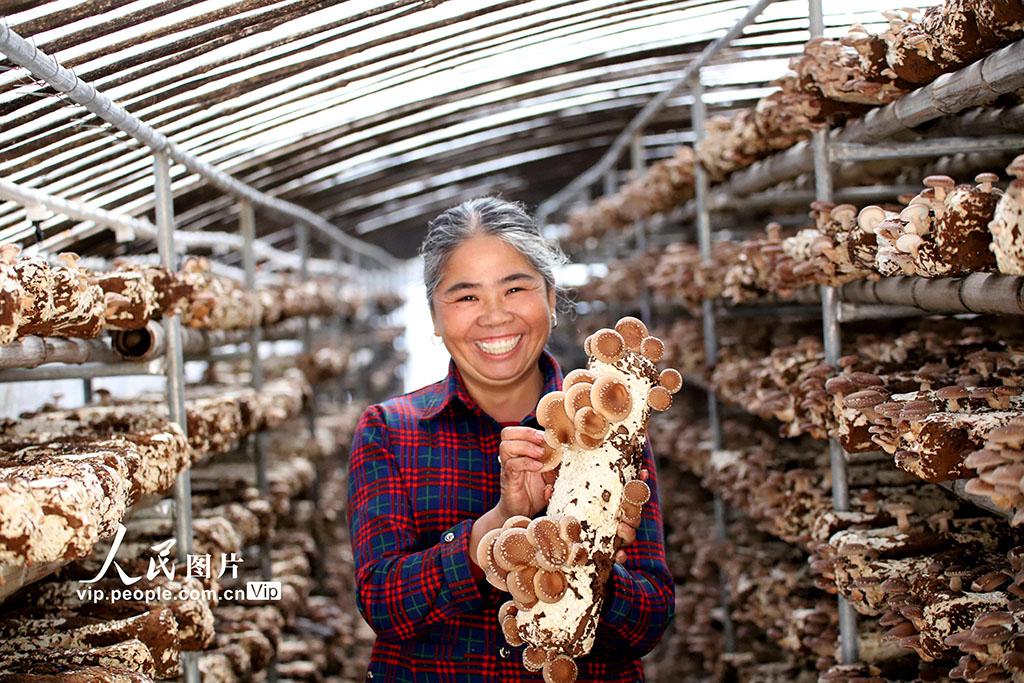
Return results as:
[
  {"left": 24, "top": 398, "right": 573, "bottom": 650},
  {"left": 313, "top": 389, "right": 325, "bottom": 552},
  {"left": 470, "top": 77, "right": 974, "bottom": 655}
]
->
[{"left": 613, "top": 468, "right": 650, "bottom": 564}]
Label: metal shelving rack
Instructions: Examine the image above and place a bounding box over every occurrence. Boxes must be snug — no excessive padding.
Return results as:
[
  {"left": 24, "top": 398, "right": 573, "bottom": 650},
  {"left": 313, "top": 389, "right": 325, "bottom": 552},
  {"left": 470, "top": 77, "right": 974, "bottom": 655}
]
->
[
  {"left": 542, "top": 0, "right": 1024, "bottom": 671},
  {"left": 0, "top": 25, "right": 398, "bottom": 683}
]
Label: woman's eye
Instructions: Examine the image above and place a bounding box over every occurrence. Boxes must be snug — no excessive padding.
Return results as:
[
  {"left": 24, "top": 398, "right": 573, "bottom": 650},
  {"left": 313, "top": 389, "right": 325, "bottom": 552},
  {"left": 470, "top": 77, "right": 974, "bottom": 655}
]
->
[
  {"left": 458, "top": 295, "right": 476, "bottom": 302},
  {"left": 507, "top": 287, "right": 522, "bottom": 294}
]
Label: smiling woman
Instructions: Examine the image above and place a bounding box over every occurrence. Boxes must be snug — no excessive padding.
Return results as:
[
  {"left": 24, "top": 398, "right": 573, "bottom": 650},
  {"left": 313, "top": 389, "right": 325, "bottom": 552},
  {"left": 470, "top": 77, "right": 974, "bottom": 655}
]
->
[{"left": 346, "top": 197, "right": 674, "bottom": 682}]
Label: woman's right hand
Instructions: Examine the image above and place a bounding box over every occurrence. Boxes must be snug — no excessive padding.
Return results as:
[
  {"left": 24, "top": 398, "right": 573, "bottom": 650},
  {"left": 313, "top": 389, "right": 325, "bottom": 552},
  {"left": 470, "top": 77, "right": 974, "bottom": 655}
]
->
[
  {"left": 470, "top": 426, "right": 558, "bottom": 570},
  {"left": 496, "top": 426, "right": 559, "bottom": 520}
]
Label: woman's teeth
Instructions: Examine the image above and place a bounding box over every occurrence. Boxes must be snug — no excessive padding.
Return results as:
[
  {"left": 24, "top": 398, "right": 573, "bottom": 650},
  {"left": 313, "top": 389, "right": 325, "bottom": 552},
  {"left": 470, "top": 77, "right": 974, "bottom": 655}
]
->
[{"left": 476, "top": 335, "right": 522, "bottom": 354}]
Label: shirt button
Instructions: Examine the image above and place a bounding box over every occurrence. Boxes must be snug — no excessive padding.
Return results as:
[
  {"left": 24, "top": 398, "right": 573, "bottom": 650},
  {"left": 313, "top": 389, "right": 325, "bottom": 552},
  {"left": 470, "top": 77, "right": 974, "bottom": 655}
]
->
[
  {"left": 366, "top": 673, "right": 374, "bottom": 680},
  {"left": 443, "top": 532, "right": 455, "bottom": 543},
  {"left": 498, "top": 646, "right": 510, "bottom": 659}
]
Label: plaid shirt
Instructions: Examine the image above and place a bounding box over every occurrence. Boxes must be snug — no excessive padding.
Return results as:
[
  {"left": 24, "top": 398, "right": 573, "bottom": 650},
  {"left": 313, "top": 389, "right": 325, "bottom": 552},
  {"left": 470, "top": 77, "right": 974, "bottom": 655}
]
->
[{"left": 347, "top": 351, "right": 674, "bottom": 682}]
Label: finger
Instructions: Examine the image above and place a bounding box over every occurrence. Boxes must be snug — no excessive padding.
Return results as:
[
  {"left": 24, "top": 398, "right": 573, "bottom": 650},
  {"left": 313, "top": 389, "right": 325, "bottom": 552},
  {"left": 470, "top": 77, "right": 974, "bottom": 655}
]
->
[
  {"left": 639, "top": 469, "right": 650, "bottom": 482},
  {"left": 616, "top": 521, "right": 637, "bottom": 547},
  {"left": 614, "top": 549, "right": 628, "bottom": 564},
  {"left": 502, "top": 456, "right": 545, "bottom": 473},
  {"left": 544, "top": 484, "right": 554, "bottom": 502},
  {"left": 501, "top": 426, "right": 547, "bottom": 445},
  {"left": 541, "top": 469, "right": 560, "bottom": 486},
  {"left": 499, "top": 440, "right": 548, "bottom": 464}
]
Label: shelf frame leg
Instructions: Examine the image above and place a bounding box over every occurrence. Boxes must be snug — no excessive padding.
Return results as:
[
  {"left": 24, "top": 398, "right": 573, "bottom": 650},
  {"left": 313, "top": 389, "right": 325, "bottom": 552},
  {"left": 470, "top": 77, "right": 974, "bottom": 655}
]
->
[
  {"left": 692, "top": 75, "right": 737, "bottom": 655},
  {"left": 154, "top": 150, "right": 200, "bottom": 683},
  {"left": 808, "top": 0, "right": 859, "bottom": 661}
]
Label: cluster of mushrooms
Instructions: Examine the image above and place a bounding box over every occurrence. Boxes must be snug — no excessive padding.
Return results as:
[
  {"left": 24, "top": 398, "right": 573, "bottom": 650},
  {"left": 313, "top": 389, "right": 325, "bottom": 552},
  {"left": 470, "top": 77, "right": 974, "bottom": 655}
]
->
[
  {"left": 477, "top": 317, "right": 679, "bottom": 683},
  {"left": 0, "top": 247, "right": 378, "bottom": 346},
  {"left": 812, "top": 509, "right": 1024, "bottom": 682},
  {"left": 580, "top": 160, "right": 1024, "bottom": 314},
  {"left": 697, "top": 0, "right": 1024, "bottom": 181},
  {"left": 0, "top": 386, "right": 377, "bottom": 681},
  {"left": 566, "top": 147, "right": 696, "bottom": 242}
]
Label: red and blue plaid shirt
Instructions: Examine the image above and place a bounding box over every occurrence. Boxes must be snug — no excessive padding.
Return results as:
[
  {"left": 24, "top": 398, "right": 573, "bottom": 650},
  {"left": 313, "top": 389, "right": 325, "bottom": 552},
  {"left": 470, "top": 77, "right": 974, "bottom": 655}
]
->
[{"left": 347, "top": 351, "right": 674, "bottom": 682}]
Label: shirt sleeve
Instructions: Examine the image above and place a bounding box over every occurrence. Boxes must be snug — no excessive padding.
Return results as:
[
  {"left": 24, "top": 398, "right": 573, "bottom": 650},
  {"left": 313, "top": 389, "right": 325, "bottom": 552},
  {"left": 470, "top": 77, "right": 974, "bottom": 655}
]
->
[
  {"left": 595, "top": 440, "right": 676, "bottom": 658},
  {"left": 347, "top": 405, "right": 485, "bottom": 640}
]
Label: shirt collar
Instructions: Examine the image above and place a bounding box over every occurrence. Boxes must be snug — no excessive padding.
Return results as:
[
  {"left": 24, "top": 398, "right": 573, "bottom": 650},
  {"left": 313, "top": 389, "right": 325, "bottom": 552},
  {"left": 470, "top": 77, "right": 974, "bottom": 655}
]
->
[{"left": 419, "top": 349, "right": 563, "bottom": 422}]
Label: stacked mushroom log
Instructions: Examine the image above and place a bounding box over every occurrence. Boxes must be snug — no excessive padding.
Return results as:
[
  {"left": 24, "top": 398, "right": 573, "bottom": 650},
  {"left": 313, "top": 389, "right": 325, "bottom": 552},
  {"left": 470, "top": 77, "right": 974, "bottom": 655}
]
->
[
  {"left": 989, "top": 155, "right": 1024, "bottom": 274},
  {"left": 0, "top": 410, "right": 189, "bottom": 583},
  {"left": 476, "top": 317, "right": 681, "bottom": 682},
  {"left": 810, "top": 505, "right": 1024, "bottom": 681},
  {"left": 696, "top": 0, "right": 1024, "bottom": 182},
  {"left": 567, "top": 147, "right": 695, "bottom": 242},
  {"left": 0, "top": 248, "right": 373, "bottom": 350},
  {"left": 827, "top": 322, "right": 1024, "bottom": 488},
  {"left": 0, "top": 496, "right": 259, "bottom": 681}
]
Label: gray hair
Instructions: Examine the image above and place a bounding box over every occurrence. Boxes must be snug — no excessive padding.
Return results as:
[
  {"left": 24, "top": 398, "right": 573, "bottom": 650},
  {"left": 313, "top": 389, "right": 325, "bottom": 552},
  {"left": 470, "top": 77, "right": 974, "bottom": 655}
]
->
[{"left": 421, "top": 197, "right": 569, "bottom": 307}]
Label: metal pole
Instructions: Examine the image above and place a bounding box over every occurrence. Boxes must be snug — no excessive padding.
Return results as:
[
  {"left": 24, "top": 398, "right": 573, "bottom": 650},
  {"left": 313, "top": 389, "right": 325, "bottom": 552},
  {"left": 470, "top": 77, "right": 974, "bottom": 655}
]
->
[
  {"left": 154, "top": 152, "right": 200, "bottom": 683},
  {"left": 0, "top": 178, "right": 352, "bottom": 277},
  {"left": 0, "top": 23, "right": 395, "bottom": 269},
  {"left": 535, "top": 0, "right": 777, "bottom": 224},
  {"left": 297, "top": 223, "right": 326, "bottom": 589},
  {"left": 692, "top": 77, "right": 737, "bottom": 654},
  {"left": 808, "top": 0, "right": 859, "bottom": 664},
  {"left": 630, "top": 132, "right": 653, "bottom": 325}
]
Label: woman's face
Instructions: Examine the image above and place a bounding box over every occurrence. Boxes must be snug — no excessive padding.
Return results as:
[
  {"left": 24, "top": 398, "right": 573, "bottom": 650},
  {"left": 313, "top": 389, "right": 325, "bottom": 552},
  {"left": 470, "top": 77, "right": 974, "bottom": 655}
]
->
[{"left": 431, "top": 234, "right": 555, "bottom": 394}]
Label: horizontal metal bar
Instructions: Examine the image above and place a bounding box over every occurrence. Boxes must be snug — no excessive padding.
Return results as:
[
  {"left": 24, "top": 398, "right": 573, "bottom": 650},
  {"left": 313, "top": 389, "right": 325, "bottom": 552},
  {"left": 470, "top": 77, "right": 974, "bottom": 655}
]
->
[
  {"left": 0, "top": 25, "right": 396, "bottom": 268},
  {"left": 841, "top": 273, "right": 1024, "bottom": 315},
  {"left": 831, "top": 136, "right": 1024, "bottom": 162},
  {"left": 0, "top": 359, "right": 164, "bottom": 382},
  {"left": 719, "top": 38, "right": 1024, "bottom": 197},
  {"left": 0, "top": 179, "right": 355, "bottom": 277}
]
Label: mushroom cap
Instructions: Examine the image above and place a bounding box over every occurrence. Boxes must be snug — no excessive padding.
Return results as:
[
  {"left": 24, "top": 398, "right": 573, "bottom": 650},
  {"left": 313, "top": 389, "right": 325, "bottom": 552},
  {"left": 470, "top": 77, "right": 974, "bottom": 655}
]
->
[
  {"left": 536, "top": 392, "right": 566, "bottom": 429},
  {"left": 825, "top": 376, "right": 855, "bottom": 395},
  {"left": 559, "top": 515, "right": 582, "bottom": 543},
  {"left": 830, "top": 203, "right": 858, "bottom": 225},
  {"left": 502, "top": 614, "right": 525, "bottom": 646},
  {"left": 540, "top": 395, "right": 576, "bottom": 448},
  {"left": 857, "top": 205, "right": 888, "bottom": 232},
  {"left": 1008, "top": 154, "right": 1024, "bottom": 179},
  {"left": 849, "top": 371, "right": 884, "bottom": 388},
  {"left": 620, "top": 500, "right": 642, "bottom": 521},
  {"left": 648, "top": 386, "right": 672, "bottom": 411},
  {"left": 564, "top": 382, "right": 593, "bottom": 418},
  {"left": 495, "top": 528, "right": 536, "bottom": 571},
  {"left": 543, "top": 655, "right": 578, "bottom": 683},
  {"left": 659, "top": 368, "right": 683, "bottom": 394},
  {"left": 498, "top": 600, "right": 518, "bottom": 623},
  {"left": 563, "top": 369, "right": 597, "bottom": 391},
  {"left": 504, "top": 515, "right": 532, "bottom": 531},
  {"left": 640, "top": 336, "right": 664, "bottom": 362},
  {"left": 528, "top": 517, "right": 569, "bottom": 569},
  {"left": 844, "top": 389, "right": 887, "bottom": 409},
  {"left": 623, "top": 479, "right": 651, "bottom": 506},
  {"left": 537, "top": 441, "right": 564, "bottom": 473},
  {"left": 935, "top": 385, "right": 969, "bottom": 400},
  {"left": 590, "top": 375, "right": 632, "bottom": 422},
  {"left": 591, "top": 328, "right": 626, "bottom": 363},
  {"left": 522, "top": 645, "right": 548, "bottom": 672},
  {"left": 975, "top": 172, "right": 999, "bottom": 184},
  {"left": 508, "top": 565, "right": 539, "bottom": 606},
  {"left": 895, "top": 233, "right": 924, "bottom": 254},
  {"left": 477, "top": 528, "right": 503, "bottom": 569},
  {"left": 534, "top": 568, "right": 568, "bottom": 603},
  {"left": 614, "top": 316, "right": 648, "bottom": 351},
  {"left": 574, "top": 405, "right": 610, "bottom": 440},
  {"left": 923, "top": 174, "right": 955, "bottom": 189}
]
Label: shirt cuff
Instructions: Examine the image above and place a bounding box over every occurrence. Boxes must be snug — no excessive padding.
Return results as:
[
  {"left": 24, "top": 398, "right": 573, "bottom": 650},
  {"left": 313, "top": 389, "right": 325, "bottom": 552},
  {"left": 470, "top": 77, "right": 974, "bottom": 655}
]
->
[
  {"left": 600, "top": 563, "right": 631, "bottom": 627},
  {"left": 439, "top": 519, "right": 486, "bottom": 607}
]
